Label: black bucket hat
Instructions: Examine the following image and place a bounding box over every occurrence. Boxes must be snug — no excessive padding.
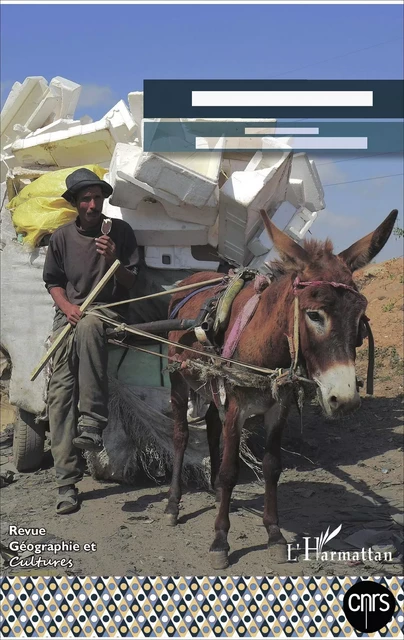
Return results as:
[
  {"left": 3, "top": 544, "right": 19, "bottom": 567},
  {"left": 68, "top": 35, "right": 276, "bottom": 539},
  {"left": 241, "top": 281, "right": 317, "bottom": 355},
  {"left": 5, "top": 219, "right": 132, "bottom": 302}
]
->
[{"left": 62, "top": 168, "right": 113, "bottom": 204}]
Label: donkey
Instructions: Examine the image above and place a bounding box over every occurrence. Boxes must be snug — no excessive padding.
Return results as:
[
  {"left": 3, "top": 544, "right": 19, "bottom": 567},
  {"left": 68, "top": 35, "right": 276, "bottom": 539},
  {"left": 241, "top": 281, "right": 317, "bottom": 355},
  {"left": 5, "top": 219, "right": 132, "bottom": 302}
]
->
[{"left": 165, "top": 209, "right": 398, "bottom": 569}]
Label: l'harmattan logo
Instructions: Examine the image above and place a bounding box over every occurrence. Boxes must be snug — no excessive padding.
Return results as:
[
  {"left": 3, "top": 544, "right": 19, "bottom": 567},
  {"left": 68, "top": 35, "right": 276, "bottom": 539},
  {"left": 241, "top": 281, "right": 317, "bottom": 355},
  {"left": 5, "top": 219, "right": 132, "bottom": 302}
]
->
[{"left": 287, "top": 524, "right": 394, "bottom": 563}]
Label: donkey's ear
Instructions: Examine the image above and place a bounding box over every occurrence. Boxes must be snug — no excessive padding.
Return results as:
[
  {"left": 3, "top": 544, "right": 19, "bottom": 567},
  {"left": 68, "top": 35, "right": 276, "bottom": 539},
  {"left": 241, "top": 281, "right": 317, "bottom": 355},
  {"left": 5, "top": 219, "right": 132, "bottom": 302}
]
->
[
  {"left": 260, "top": 209, "right": 309, "bottom": 265},
  {"left": 338, "top": 209, "right": 398, "bottom": 272}
]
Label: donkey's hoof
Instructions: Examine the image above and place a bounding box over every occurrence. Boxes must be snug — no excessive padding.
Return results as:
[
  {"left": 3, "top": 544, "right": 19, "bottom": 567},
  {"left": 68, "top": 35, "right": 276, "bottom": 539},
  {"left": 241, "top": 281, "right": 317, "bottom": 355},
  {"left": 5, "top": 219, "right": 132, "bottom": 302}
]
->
[
  {"left": 209, "top": 550, "right": 229, "bottom": 570},
  {"left": 164, "top": 513, "right": 178, "bottom": 527},
  {"left": 268, "top": 543, "right": 288, "bottom": 563}
]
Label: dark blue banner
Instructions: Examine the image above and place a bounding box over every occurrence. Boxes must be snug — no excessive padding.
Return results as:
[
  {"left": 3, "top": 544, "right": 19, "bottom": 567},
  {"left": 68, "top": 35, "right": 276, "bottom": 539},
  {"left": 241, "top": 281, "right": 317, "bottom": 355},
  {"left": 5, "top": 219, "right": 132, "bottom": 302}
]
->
[{"left": 143, "top": 80, "right": 403, "bottom": 119}]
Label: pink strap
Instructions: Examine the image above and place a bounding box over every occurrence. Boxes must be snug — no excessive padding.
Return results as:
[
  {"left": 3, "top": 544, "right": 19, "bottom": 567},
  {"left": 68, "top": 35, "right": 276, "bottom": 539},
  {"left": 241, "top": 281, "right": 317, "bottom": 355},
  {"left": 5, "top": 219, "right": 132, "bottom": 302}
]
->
[
  {"left": 293, "top": 276, "right": 365, "bottom": 298},
  {"left": 222, "top": 294, "right": 261, "bottom": 359},
  {"left": 222, "top": 274, "right": 271, "bottom": 360}
]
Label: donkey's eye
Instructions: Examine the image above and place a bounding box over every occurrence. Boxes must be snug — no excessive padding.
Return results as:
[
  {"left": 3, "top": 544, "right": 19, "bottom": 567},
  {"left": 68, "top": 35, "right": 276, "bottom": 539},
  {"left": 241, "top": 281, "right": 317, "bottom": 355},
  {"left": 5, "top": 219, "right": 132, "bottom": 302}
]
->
[{"left": 306, "top": 311, "right": 323, "bottom": 323}]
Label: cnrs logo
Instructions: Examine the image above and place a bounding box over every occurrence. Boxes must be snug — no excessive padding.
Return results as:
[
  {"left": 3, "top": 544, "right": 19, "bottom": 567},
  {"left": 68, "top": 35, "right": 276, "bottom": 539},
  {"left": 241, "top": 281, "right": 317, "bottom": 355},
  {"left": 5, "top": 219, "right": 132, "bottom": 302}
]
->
[{"left": 343, "top": 581, "right": 396, "bottom": 633}]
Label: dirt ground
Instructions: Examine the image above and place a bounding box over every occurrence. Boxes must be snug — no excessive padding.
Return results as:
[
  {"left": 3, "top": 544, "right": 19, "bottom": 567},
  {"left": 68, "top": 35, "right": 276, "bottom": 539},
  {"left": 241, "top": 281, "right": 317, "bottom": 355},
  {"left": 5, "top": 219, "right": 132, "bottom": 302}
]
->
[{"left": 1, "top": 258, "right": 403, "bottom": 577}]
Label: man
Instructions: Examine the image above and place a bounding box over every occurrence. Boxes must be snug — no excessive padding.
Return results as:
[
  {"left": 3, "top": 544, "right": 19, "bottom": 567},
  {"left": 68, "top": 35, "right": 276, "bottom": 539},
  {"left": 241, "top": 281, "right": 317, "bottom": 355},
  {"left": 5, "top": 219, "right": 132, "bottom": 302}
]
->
[{"left": 43, "top": 168, "right": 139, "bottom": 515}]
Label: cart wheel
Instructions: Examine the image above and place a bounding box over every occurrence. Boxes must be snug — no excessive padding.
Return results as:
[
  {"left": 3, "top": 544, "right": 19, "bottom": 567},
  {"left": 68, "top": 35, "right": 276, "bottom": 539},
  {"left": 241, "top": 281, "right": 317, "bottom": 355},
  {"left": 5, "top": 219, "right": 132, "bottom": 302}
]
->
[{"left": 13, "top": 409, "right": 46, "bottom": 472}]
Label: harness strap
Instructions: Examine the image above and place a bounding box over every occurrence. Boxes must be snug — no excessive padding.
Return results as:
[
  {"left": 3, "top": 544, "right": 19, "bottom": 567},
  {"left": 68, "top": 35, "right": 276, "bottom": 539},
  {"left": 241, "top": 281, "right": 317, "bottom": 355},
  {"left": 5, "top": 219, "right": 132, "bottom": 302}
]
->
[
  {"left": 292, "top": 297, "right": 300, "bottom": 372},
  {"left": 293, "top": 276, "right": 366, "bottom": 300},
  {"left": 169, "top": 282, "right": 224, "bottom": 319},
  {"left": 363, "top": 317, "right": 375, "bottom": 395},
  {"left": 222, "top": 274, "right": 271, "bottom": 360}
]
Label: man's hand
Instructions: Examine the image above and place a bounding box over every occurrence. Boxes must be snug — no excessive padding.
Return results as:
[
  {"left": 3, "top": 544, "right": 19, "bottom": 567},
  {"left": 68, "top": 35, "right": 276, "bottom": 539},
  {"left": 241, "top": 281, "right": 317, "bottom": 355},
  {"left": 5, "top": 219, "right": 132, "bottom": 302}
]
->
[
  {"left": 95, "top": 235, "right": 117, "bottom": 265},
  {"left": 64, "top": 303, "right": 82, "bottom": 326}
]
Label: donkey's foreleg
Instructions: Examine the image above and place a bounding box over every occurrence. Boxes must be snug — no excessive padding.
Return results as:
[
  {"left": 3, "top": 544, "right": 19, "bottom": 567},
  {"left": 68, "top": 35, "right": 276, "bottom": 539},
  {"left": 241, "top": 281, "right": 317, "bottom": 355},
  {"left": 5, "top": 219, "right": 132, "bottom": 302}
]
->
[
  {"left": 205, "top": 402, "right": 222, "bottom": 501},
  {"left": 209, "top": 398, "right": 241, "bottom": 570},
  {"left": 262, "top": 399, "right": 291, "bottom": 562},
  {"left": 165, "top": 371, "right": 190, "bottom": 526}
]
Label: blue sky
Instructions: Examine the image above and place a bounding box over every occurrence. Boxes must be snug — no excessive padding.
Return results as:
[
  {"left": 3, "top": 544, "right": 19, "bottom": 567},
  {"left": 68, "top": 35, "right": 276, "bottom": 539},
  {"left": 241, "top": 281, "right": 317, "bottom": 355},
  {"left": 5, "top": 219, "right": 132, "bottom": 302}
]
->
[{"left": 1, "top": 3, "right": 403, "bottom": 261}]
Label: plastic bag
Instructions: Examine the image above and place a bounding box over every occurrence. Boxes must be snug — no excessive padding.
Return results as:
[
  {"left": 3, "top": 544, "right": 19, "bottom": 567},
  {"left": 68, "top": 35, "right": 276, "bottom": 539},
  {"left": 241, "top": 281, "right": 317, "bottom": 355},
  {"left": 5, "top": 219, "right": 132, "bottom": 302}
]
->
[
  {"left": 7, "top": 164, "right": 108, "bottom": 247},
  {"left": 7, "top": 164, "right": 107, "bottom": 208},
  {"left": 11, "top": 197, "right": 78, "bottom": 246}
]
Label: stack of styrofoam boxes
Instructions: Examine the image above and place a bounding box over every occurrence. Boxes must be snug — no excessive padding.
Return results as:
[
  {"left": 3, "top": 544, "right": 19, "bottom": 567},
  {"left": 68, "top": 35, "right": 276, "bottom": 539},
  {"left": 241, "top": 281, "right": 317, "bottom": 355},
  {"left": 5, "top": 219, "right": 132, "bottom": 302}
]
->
[
  {"left": 1, "top": 76, "right": 83, "bottom": 181},
  {"left": 104, "top": 137, "right": 223, "bottom": 269},
  {"left": 1, "top": 76, "right": 138, "bottom": 181},
  {"left": 104, "top": 111, "right": 296, "bottom": 271},
  {"left": 1, "top": 77, "right": 326, "bottom": 272}
]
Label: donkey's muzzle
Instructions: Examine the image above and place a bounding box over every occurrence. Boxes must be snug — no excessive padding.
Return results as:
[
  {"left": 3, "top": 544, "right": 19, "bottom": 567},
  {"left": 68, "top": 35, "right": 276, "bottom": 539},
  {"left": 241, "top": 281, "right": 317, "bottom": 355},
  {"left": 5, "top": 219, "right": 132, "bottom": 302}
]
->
[{"left": 314, "top": 363, "right": 361, "bottom": 418}]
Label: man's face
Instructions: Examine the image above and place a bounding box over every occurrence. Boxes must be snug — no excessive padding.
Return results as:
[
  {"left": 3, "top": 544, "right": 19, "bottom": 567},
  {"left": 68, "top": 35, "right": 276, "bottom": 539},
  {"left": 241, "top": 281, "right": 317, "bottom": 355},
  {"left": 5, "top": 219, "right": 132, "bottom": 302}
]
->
[{"left": 75, "top": 186, "right": 104, "bottom": 229}]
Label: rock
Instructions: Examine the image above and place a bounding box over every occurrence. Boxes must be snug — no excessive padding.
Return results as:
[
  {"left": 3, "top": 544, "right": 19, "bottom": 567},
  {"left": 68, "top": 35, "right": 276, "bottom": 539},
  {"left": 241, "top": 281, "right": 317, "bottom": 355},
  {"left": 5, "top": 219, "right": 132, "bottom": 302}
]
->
[{"left": 118, "top": 526, "right": 132, "bottom": 540}]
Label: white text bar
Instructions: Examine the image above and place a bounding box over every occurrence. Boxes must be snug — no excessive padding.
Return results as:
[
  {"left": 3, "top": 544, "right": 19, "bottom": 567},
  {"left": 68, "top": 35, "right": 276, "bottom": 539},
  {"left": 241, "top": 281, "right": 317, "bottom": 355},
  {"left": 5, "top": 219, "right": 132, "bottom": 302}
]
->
[
  {"left": 245, "top": 127, "right": 320, "bottom": 135},
  {"left": 195, "top": 137, "right": 368, "bottom": 150},
  {"left": 192, "top": 91, "right": 373, "bottom": 108}
]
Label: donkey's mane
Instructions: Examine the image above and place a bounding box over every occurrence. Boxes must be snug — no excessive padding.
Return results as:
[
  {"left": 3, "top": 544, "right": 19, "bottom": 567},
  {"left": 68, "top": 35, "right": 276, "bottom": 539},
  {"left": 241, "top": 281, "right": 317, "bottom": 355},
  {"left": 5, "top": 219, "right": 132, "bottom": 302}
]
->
[{"left": 267, "top": 237, "right": 335, "bottom": 278}]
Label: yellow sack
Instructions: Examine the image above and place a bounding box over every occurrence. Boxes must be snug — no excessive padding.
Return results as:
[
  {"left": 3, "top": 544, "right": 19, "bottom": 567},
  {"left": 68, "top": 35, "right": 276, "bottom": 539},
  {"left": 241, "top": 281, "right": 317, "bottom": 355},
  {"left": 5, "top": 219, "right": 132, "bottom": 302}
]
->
[
  {"left": 7, "top": 164, "right": 107, "bottom": 209},
  {"left": 7, "top": 164, "right": 108, "bottom": 247},
  {"left": 12, "top": 198, "right": 78, "bottom": 246}
]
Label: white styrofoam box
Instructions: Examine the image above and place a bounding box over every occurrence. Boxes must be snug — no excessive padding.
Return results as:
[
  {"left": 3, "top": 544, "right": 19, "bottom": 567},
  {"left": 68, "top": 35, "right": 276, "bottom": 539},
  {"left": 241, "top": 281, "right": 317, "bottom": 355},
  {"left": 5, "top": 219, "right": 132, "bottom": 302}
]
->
[
  {"left": 110, "top": 143, "right": 220, "bottom": 226},
  {"left": 289, "top": 153, "right": 325, "bottom": 212},
  {"left": 221, "top": 155, "right": 255, "bottom": 180},
  {"left": 218, "top": 152, "right": 292, "bottom": 265},
  {"left": 128, "top": 92, "right": 143, "bottom": 127},
  {"left": 128, "top": 92, "right": 144, "bottom": 144},
  {"left": 8, "top": 113, "right": 133, "bottom": 168},
  {"left": 103, "top": 199, "right": 209, "bottom": 246},
  {"left": 23, "top": 90, "right": 59, "bottom": 135},
  {"left": 110, "top": 141, "right": 193, "bottom": 209},
  {"left": 9, "top": 77, "right": 82, "bottom": 141},
  {"left": 103, "top": 100, "right": 137, "bottom": 143},
  {"left": 145, "top": 246, "right": 219, "bottom": 271},
  {"left": 134, "top": 148, "right": 222, "bottom": 210},
  {"left": 286, "top": 178, "right": 305, "bottom": 209},
  {"left": 109, "top": 143, "right": 147, "bottom": 208},
  {"left": 1, "top": 76, "right": 49, "bottom": 150},
  {"left": 49, "top": 76, "right": 81, "bottom": 120},
  {"left": 161, "top": 190, "right": 219, "bottom": 226},
  {"left": 288, "top": 206, "right": 319, "bottom": 240},
  {"left": 25, "top": 118, "right": 88, "bottom": 137}
]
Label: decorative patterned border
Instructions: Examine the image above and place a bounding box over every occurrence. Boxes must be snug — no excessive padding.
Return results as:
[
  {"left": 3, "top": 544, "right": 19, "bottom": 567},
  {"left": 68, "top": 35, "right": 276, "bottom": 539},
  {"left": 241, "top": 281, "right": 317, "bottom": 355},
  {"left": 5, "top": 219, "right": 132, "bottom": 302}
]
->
[{"left": 0, "top": 576, "right": 403, "bottom": 638}]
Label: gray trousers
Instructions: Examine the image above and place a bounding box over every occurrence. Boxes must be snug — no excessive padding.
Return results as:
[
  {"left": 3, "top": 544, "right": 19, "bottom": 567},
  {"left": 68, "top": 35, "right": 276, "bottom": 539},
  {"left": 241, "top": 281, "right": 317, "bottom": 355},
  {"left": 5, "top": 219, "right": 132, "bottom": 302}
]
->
[{"left": 48, "top": 307, "right": 122, "bottom": 487}]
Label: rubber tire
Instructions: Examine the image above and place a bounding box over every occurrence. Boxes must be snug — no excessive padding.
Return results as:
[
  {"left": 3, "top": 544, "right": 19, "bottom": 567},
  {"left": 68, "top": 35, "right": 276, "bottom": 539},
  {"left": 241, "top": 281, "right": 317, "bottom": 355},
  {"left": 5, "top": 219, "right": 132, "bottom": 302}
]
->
[{"left": 13, "top": 409, "right": 46, "bottom": 472}]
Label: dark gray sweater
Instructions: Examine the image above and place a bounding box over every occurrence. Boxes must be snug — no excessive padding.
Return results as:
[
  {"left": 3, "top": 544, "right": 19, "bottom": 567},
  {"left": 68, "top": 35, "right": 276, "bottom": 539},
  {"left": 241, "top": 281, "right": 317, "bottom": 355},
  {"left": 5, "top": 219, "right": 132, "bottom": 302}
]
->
[{"left": 43, "top": 215, "right": 139, "bottom": 307}]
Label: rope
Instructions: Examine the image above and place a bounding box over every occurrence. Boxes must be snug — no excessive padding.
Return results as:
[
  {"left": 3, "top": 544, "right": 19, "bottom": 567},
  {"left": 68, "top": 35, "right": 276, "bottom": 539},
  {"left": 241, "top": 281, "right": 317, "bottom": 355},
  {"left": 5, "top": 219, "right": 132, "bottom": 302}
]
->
[
  {"left": 107, "top": 338, "right": 315, "bottom": 394},
  {"left": 88, "top": 310, "right": 285, "bottom": 376},
  {"left": 91, "top": 276, "right": 225, "bottom": 311}
]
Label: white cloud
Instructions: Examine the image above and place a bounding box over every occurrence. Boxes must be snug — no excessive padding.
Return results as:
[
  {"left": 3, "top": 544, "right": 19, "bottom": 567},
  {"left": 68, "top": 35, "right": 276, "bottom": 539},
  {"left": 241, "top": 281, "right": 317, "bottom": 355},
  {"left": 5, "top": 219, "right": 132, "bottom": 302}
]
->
[{"left": 77, "top": 84, "right": 116, "bottom": 108}]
